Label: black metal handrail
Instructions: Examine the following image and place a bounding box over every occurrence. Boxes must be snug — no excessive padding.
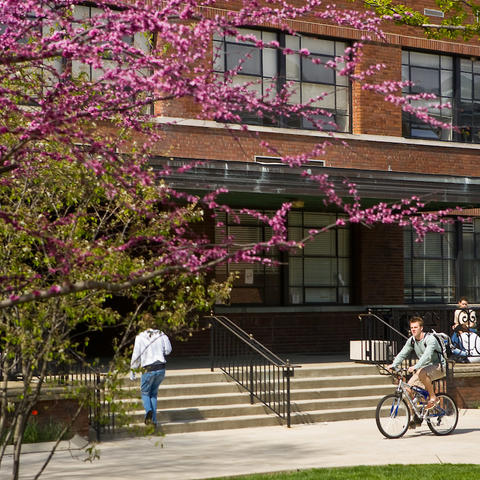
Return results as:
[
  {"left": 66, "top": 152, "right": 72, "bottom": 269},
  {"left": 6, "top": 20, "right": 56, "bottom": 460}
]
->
[
  {"left": 356, "top": 310, "right": 408, "bottom": 364},
  {"left": 364, "top": 306, "right": 480, "bottom": 361},
  {"left": 208, "top": 315, "right": 297, "bottom": 427},
  {"left": 356, "top": 308, "right": 465, "bottom": 390},
  {"left": 40, "top": 351, "right": 114, "bottom": 441}
]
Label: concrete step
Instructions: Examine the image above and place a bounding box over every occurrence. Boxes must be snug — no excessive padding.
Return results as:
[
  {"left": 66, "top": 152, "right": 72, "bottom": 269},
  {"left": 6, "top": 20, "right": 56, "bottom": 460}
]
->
[
  {"left": 292, "top": 364, "right": 380, "bottom": 378},
  {"left": 290, "top": 406, "right": 377, "bottom": 425},
  {"left": 291, "top": 394, "right": 382, "bottom": 412},
  {"left": 290, "top": 374, "right": 391, "bottom": 389},
  {"left": 114, "top": 404, "right": 380, "bottom": 436},
  {"left": 117, "top": 391, "right": 254, "bottom": 410},
  {"left": 118, "top": 371, "right": 228, "bottom": 387},
  {"left": 290, "top": 384, "right": 393, "bottom": 400},
  {"left": 119, "top": 381, "right": 242, "bottom": 398},
  {"left": 117, "top": 373, "right": 390, "bottom": 399},
  {"left": 107, "top": 361, "right": 392, "bottom": 436},
  {"left": 124, "top": 394, "right": 382, "bottom": 426},
  {"left": 118, "top": 413, "right": 284, "bottom": 436},
  {"left": 116, "top": 385, "right": 393, "bottom": 412},
  {"left": 127, "top": 402, "right": 269, "bottom": 423}
]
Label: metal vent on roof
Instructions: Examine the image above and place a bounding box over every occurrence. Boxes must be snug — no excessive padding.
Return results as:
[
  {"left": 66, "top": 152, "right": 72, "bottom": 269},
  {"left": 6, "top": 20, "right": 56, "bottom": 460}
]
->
[
  {"left": 463, "top": 221, "right": 474, "bottom": 233},
  {"left": 254, "top": 156, "right": 284, "bottom": 165},
  {"left": 424, "top": 8, "right": 444, "bottom": 18},
  {"left": 254, "top": 156, "right": 325, "bottom": 166}
]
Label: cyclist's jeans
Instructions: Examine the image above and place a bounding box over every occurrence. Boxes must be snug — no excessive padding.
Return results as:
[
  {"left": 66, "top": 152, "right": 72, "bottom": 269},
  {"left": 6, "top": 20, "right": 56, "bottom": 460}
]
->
[
  {"left": 408, "top": 364, "right": 445, "bottom": 391},
  {"left": 141, "top": 369, "right": 166, "bottom": 424}
]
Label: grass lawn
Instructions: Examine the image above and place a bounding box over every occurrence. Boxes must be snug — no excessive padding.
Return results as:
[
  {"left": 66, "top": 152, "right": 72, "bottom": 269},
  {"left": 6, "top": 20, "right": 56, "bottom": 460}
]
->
[{"left": 207, "top": 464, "right": 480, "bottom": 479}]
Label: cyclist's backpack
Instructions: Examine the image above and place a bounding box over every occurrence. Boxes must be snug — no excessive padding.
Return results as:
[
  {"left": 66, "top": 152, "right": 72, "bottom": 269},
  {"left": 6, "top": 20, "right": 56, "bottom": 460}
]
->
[{"left": 410, "top": 330, "right": 452, "bottom": 361}]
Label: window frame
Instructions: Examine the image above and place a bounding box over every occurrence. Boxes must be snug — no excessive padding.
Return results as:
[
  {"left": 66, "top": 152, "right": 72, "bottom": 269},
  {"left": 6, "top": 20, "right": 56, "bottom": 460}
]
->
[
  {"left": 404, "top": 223, "right": 456, "bottom": 304},
  {"left": 402, "top": 49, "right": 480, "bottom": 144},
  {"left": 214, "top": 210, "right": 283, "bottom": 306},
  {"left": 214, "top": 210, "right": 351, "bottom": 306},
  {"left": 287, "top": 211, "right": 351, "bottom": 305},
  {"left": 213, "top": 28, "right": 352, "bottom": 132}
]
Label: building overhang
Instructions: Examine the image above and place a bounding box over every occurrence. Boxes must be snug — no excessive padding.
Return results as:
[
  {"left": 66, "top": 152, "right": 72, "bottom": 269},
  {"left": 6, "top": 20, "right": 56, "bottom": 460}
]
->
[{"left": 152, "top": 157, "right": 480, "bottom": 211}]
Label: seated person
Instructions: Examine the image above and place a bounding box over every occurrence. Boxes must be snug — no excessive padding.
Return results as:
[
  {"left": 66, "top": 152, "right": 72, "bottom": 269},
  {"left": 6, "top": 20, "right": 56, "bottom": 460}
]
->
[
  {"left": 451, "top": 324, "right": 469, "bottom": 362},
  {"left": 453, "top": 297, "right": 477, "bottom": 332},
  {"left": 459, "top": 328, "right": 480, "bottom": 363}
]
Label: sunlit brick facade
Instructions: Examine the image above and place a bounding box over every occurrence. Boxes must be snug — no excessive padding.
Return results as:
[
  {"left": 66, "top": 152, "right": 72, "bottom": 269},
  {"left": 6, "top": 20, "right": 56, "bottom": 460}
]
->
[{"left": 158, "top": 1, "right": 480, "bottom": 355}]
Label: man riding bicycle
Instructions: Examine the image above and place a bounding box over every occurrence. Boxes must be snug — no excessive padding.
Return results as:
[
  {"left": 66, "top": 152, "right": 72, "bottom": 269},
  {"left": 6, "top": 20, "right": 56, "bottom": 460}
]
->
[{"left": 387, "top": 316, "right": 446, "bottom": 427}]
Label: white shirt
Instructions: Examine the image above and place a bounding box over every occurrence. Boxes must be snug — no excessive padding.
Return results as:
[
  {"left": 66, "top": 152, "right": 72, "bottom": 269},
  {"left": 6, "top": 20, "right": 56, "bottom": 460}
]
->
[
  {"left": 460, "top": 331, "right": 480, "bottom": 357},
  {"left": 130, "top": 329, "right": 172, "bottom": 372},
  {"left": 454, "top": 308, "right": 477, "bottom": 327}
]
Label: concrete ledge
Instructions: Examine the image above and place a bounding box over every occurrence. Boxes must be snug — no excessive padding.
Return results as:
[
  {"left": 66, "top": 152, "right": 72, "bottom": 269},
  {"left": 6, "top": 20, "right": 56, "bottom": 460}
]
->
[{"left": 3, "top": 434, "right": 89, "bottom": 455}]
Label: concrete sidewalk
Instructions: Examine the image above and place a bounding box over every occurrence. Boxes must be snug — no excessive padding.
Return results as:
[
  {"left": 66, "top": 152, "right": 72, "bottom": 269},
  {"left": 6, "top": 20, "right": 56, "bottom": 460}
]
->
[{"left": 5, "top": 409, "right": 480, "bottom": 479}]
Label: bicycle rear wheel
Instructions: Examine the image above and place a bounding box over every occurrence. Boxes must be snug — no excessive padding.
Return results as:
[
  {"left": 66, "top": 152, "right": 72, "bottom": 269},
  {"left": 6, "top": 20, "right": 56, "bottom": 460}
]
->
[
  {"left": 376, "top": 393, "right": 410, "bottom": 439},
  {"left": 426, "top": 394, "right": 458, "bottom": 435}
]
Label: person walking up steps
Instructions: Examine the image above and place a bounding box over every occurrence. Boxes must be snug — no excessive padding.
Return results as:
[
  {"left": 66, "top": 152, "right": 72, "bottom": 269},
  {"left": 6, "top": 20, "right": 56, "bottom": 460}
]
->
[{"left": 130, "top": 324, "right": 172, "bottom": 426}]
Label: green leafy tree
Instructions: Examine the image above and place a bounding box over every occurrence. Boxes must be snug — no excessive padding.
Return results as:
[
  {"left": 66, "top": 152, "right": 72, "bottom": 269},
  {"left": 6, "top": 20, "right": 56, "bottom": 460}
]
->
[{"left": 364, "top": 0, "right": 480, "bottom": 39}]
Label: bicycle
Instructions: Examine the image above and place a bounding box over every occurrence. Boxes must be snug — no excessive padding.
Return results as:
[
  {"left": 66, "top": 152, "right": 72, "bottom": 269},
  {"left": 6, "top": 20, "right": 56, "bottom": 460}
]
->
[{"left": 375, "top": 366, "right": 458, "bottom": 439}]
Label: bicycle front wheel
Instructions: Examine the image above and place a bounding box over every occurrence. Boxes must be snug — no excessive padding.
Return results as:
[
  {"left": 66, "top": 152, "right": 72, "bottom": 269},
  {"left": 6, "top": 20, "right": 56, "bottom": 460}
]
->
[
  {"left": 376, "top": 393, "right": 410, "bottom": 439},
  {"left": 426, "top": 394, "right": 458, "bottom": 435}
]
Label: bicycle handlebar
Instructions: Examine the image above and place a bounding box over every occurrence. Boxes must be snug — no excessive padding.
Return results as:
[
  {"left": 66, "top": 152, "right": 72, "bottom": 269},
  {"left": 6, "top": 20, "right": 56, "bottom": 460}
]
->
[{"left": 376, "top": 363, "right": 408, "bottom": 377}]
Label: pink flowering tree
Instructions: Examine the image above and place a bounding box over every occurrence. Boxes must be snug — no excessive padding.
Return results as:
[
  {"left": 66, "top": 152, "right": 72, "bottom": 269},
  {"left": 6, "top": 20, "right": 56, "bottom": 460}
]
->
[
  {"left": 0, "top": 0, "right": 454, "bottom": 477},
  {"left": 0, "top": 0, "right": 450, "bottom": 306}
]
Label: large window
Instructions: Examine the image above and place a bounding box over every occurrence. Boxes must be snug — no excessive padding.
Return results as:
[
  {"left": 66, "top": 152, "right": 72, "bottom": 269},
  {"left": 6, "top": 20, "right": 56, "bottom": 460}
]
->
[
  {"left": 288, "top": 212, "right": 351, "bottom": 304},
  {"left": 462, "top": 220, "right": 480, "bottom": 300},
  {"left": 213, "top": 29, "right": 351, "bottom": 132},
  {"left": 72, "top": 5, "right": 150, "bottom": 82},
  {"left": 402, "top": 50, "right": 480, "bottom": 143},
  {"left": 214, "top": 210, "right": 351, "bottom": 305},
  {"left": 215, "top": 210, "right": 281, "bottom": 305},
  {"left": 458, "top": 59, "right": 480, "bottom": 143},
  {"left": 404, "top": 224, "right": 456, "bottom": 303},
  {"left": 215, "top": 211, "right": 351, "bottom": 305}
]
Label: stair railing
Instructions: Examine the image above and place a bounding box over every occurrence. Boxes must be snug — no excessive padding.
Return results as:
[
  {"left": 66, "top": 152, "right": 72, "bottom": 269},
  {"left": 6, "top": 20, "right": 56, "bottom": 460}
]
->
[
  {"left": 208, "top": 315, "right": 297, "bottom": 427},
  {"left": 42, "top": 350, "right": 114, "bottom": 441}
]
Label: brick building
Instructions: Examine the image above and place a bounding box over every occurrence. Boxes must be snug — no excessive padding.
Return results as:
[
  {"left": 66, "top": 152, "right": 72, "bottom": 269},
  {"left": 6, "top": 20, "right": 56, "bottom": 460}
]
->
[{"left": 154, "top": 1, "right": 480, "bottom": 356}]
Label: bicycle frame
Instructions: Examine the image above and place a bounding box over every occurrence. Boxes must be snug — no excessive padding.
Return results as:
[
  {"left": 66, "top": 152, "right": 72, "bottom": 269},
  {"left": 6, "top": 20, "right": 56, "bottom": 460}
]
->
[
  {"left": 389, "top": 370, "right": 451, "bottom": 424},
  {"left": 393, "top": 376, "right": 425, "bottom": 418},
  {"left": 376, "top": 364, "right": 458, "bottom": 438}
]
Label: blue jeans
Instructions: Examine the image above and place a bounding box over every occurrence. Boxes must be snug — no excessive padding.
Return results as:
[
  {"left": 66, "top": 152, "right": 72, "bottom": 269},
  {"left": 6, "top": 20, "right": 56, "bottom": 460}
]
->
[
  {"left": 140, "top": 369, "right": 166, "bottom": 424},
  {"left": 452, "top": 347, "right": 468, "bottom": 358}
]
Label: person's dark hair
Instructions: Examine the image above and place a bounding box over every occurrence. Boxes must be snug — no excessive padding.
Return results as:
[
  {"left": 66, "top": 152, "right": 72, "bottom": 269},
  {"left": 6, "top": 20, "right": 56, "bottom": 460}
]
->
[
  {"left": 454, "top": 323, "right": 469, "bottom": 333},
  {"left": 459, "top": 296, "right": 469, "bottom": 303},
  {"left": 409, "top": 316, "right": 423, "bottom": 327}
]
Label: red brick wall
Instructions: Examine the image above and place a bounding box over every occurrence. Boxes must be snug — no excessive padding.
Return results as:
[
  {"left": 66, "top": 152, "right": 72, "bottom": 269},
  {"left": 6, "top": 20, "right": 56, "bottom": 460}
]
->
[
  {"left": 449, "top": 375, "right": 480, "bottom": 408},
  {"left": 353, "top": 224, "right": 404, "bottom": 305},
  {"left": 151, "top": 124, "right": 480, "bottom": 177},
  {"left": 352, "top": 44, "right": 402, "bottom": 136},
  {"left": 172, "top": 310, "right": 364, "bottom": 356},
  {"left": 31, "top": 399, "right": 89, "bottom": 438}
]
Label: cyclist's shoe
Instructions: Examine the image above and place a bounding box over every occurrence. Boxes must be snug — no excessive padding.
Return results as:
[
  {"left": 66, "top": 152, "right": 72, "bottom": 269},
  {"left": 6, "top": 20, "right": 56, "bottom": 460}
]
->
[
  {"left": 426, "top": 398, "right": 440, "bottom": 410},
  {"left": 409, "top": 416, "right": 423, "bottom": 429}
]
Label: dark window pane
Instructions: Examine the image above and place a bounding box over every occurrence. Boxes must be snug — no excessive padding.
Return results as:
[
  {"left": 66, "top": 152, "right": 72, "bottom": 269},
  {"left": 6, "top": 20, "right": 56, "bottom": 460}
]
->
[
  {"left": 411, "top": 67, "right": 439, "bottom": 95},
  {"left": 404, "top": 226, "right": 455, "bottom": 303},
  {"left": 226, "top": 44, "right": 261, "bottom": 75},
  {"left": 461, "top": 72, "right": 473, "bottom": 99},
  {"left": 474, "top": 75, "right": 480, "bottom": 100},
  {"left": 302, "top": 55, "right": 335, "bottom": 83}
]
